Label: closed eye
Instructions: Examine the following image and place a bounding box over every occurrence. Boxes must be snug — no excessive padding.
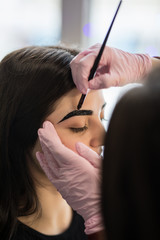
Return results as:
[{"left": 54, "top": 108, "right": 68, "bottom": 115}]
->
[{"left": 70, "top": 125, "right": 88, "bottom": 133}]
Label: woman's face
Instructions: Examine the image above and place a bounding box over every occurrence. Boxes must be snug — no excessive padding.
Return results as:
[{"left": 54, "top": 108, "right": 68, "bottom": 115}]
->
[{"left": 46, "top": 88, "right": 106, "bottom": 155}]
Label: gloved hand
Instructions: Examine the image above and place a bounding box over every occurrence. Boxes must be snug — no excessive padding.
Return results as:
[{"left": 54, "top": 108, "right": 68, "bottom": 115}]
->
[
  {"left": 70, "top": 43, "right": 152, "bottom": 94},
  {"left": 36, "top": 121, "right": 104, "bottom": 235}
]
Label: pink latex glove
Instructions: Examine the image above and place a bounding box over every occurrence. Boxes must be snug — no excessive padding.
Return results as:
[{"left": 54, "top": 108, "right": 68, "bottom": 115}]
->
[
  {"left": 70, "top": 43, "right": 152, "bottom": 94},
  {"left": 36, "top": 121, "right": 104, "bottom": 235}
]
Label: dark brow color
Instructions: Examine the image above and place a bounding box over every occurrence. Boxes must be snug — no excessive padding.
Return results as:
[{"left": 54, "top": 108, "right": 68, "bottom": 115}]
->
[{"left": 58, "top": 110, "right": 93, "bottom": 123}]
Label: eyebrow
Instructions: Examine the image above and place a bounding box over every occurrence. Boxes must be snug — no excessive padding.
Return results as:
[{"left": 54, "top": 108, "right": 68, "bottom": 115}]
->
[
  {"left": 58, "top": 110, "right": 93, "bottom": 123},
  {"left": 58, "top": 102, "right": 106, "bottom": 123}
]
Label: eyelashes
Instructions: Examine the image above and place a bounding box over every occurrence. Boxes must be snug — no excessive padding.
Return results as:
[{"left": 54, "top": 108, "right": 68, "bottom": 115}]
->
[
  {"left": 69, "top": 118, "right": 108, "bottom": 133},
  {"left": 70, "top": 125, "right": 88, "bottom": 133}
]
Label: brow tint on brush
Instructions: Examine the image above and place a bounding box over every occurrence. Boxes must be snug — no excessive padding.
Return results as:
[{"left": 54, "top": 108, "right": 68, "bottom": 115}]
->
[{"left": 77, "top": 0, "right": 122, "bottom": 110}]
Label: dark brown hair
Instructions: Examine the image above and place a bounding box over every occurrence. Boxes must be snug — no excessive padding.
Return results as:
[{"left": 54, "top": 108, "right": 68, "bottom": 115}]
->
[
  {"left": 0, "top": 46, "right": 79, "bottom": 239},
  {"left": 102, "top": 67, "right": 160, "bottom": 240}
]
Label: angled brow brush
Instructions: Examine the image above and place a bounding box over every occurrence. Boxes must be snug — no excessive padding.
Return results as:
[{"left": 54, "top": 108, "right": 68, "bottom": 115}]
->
[{"left": 77, "top": 0, "right": 122, "bottom": 110}]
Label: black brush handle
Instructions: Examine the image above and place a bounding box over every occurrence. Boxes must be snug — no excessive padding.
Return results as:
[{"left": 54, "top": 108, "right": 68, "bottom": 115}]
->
[{"left": 77, "top": 0, "right": 122, "bottom": 110}]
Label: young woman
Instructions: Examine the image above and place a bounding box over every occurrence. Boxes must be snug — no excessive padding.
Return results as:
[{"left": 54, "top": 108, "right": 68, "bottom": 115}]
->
[
  {"left": 0, "top": 46, "right": 106, "bottom": 240},
  {"left": 35, "top": 47, "right": 160, "bottom": 239}
]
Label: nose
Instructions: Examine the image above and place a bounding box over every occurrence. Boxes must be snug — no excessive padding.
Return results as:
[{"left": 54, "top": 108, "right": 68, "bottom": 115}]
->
[{"left": 90, "top": 117, "right": 106, "bottom": 151}]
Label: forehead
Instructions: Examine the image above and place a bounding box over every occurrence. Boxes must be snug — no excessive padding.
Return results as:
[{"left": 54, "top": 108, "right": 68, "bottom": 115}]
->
[{"left": 49, "top": 88, "right": 105, "bottom": 124}]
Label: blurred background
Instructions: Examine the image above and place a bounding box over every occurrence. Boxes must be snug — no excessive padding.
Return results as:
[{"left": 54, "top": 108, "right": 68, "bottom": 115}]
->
[{"left": 0, "top": 0, "right": 160, "bottom": 126}]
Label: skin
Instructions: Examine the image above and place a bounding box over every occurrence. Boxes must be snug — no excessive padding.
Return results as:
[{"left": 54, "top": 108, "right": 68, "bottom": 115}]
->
[
  {"left": 19, "top": 88, "right": 106, "bottom": 235},
  {"left": 47, "top": 88, "right": 106, "bottom": 155}
]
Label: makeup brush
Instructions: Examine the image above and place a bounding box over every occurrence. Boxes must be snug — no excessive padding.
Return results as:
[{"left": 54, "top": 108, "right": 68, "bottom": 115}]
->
[{"left": 77, "top": 0, "right": 122, "bottom": 110}]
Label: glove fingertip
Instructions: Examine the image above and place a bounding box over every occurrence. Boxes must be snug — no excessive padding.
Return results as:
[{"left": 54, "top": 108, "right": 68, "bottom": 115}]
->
[
  {"left": 76, "top": 142, "right": 94, "bottom": 160},
  {"left": 76, "top": 142, "right": 101, "bottom": 168},
  {"left": 75, "top": 142, "right": 85, "bottom": 155},
  {"left": 43, "top": 120, "right": 53, "bottom": 129},
  {"left": 80, "top": 87, "right": 88, "bottom": 95}
]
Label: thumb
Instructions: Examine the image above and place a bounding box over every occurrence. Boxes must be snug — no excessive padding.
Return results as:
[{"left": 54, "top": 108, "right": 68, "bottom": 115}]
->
[{"left": 75, "top": 142, "right": 101, "bottom": 169}]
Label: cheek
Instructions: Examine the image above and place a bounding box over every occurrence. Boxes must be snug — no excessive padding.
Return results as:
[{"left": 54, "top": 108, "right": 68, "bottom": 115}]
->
[
  {"left": 55, "top": 128, "right": 77, "bottom": 152},
  {"left": 54, "top": 127, "right": 90, "bottom": 153}
]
